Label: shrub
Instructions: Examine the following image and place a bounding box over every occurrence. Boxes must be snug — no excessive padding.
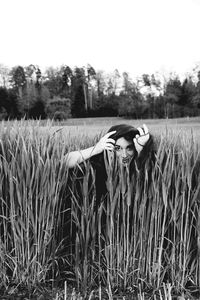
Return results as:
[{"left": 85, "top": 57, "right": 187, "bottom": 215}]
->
[{"left": 46, "top": 96, "right": 71, "bottom": 120}]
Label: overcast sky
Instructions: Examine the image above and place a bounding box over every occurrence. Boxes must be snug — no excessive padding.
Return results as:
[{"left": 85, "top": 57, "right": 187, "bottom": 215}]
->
[{"left": 1, "top": 0, "right": 200, "bottom": 78}]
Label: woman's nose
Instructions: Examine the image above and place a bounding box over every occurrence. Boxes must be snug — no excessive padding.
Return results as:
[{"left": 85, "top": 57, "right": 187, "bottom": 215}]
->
[{"left": 121, "top": 149, "right": 127, "bottom": 157}]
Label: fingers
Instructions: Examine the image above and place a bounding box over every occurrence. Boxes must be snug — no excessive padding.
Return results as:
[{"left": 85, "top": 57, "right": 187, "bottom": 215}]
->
[
  {"left": 100, "top": 137, "right": 115, "bottom": 145},
  {"left": 137, "top": 124, "right": 149, "bottom": 136},
  {"left": 143, "top": 124, "right": 149, "bottom": 135},
  {"left": 106, "top": 138, "right": 115, "bottom": 144},
  {"left": 104, "top": 141, "right": 115, "bottom": 151},
  {"left": 104, "top": 131, "right": 116, "bottom": 138},
  {"left": 101, "top": 131, "right": 116, "bottom": 145},
  {"left": 105, "top": 144, "right": 114, "bottom": 151},
  {"left": 137, "top": 127, "right": 144, "bottom": 136},
  {"left": 133, "top": 137, "right": 137, "bottom": 144}
]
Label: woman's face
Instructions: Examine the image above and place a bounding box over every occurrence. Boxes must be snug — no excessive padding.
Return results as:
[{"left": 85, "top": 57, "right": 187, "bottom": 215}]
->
[{"left": 114, "top": 137, "right": 135, "bottom": 165}]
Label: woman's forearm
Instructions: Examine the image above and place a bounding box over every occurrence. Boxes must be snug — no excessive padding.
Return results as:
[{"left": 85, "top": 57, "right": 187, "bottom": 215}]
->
[
  {"left": 65, "top": 146, "right": 98, "bottom": 168},
  {"left": 65, "top": 130, "right": 116, "bottom": 168}
]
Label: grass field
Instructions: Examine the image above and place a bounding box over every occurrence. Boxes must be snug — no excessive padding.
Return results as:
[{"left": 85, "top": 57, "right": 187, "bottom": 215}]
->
[
  {"left": 0, "top": 117, "right": 200, "bottom": 300},
  {"left": 3, "top": 116, "right": 200, "bottom": 141},
  {"left": 48, "top": 116, "right": 200, "bottom": 142}
]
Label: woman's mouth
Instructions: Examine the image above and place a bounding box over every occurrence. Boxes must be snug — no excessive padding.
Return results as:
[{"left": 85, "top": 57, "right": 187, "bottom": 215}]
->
[{"left": 122, "top": 157, "right": 131, "bottom": 164}]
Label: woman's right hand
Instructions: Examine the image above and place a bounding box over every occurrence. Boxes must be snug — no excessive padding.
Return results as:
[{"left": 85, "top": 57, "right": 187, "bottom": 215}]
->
[{"left": 93, "top": 131, "right": 116, "bottom": 155}]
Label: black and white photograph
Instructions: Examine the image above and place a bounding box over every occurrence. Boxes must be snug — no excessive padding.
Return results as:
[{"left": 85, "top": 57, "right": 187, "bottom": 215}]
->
[{"left": 0, "top": 0, "right": 200, "bottom": 299}]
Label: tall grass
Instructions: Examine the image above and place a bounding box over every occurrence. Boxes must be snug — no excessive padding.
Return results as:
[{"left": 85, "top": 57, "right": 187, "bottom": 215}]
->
[
  {"left": 0, "top": 121, "right": 70, "bottom": 289},
  {"left": 0, "top": 120, "right": 199, "bottom": 299}
]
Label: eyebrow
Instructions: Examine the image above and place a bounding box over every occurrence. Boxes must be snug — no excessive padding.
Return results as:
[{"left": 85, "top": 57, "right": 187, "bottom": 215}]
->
[{"left": 115, "top": 144, "right": 133, "bottom": 149}]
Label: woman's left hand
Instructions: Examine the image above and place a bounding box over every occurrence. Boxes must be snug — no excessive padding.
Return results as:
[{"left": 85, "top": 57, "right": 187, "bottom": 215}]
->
[{"left": 133, "top": 124, "right": 150, "bottom": 154}]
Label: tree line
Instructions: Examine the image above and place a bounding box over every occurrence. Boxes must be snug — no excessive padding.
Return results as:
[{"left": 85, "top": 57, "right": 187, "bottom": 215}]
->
[{"left": 0, "top": 63, "right": 200, "bottom": 120}]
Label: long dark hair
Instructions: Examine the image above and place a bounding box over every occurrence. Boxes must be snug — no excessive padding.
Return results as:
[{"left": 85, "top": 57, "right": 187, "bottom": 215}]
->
[
  {"left": 107, "top": 123, "right": 155, "bottom": 167},
  {"left": 90, "top": 124, "right": 155, "bottom": 202}
]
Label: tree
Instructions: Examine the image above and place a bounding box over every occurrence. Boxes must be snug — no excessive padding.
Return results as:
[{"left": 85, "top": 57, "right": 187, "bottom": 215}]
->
[
  {"left": 22, "top": 81, "right": 49, "bottom": 119},
  {"left": 0, "top": 87, "right": 18, "bottom": 119},
  {"left": 106, "top": 77, "right": 114, "bottom": 95},
  {"left": 121, "top": 72, "right": 136, "bottom": 96},
  {"left": 180, "top": 77, "right": 196, "bottom": 107},
  {"left": 9, "top": 66, "right": 26, "bottom": 99},
  {"left": 44, "top": 66, "right": 63, "bottom": 97},
  {"left": 135, "top": 73, "right": 163, "bottom": 118},
  {"left": 72, "top": 84, "right": 85, "bottom": 117},
  {"left": 113, "top": 69, "right": 121, "bottom": 95},
  {"left": 73, "top": 64, "right": 96, "bottom": 112},
  {"left": 191, "top": 71, "right": 200, "bottom": 111},
  {"left": 60, "top": 65, "right": 73, "bottom": 98},
  {"left": 13, "top": 65, "right": 49, "bottom": 118},
  {"left": 95, "top": 70, "right": 106, "bottom": 99},
  {"left": 85, "top": 64, "right": 96, "bottom": 109},
  {"left": 118, "top": 83, "right": 145, "bottom": 118},
  {"left": 25, "top": 64, "right": 37, "bottom": 83},
  {"left": 163, "top": 75, "right": 182, "bottom": 117},
  {"left": 71, "top": 67, "right": 86, "bottom": 116},
  {"left": 0, "top": 64, "right": 10, "bottom": 88},
  {"left": 142, "top": 74, "right": 151, "bottom": 87},
  {"left": 106, "top": 69, "right": 121, "bottom": 96},
  {"left": 35, "top": 67, "right": 42, "bottom": 87}
]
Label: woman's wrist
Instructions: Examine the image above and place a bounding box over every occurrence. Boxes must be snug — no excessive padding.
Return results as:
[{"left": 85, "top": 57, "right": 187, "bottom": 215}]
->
[{"left": 91, "top": 144, "right": 102, "bottom": 156}]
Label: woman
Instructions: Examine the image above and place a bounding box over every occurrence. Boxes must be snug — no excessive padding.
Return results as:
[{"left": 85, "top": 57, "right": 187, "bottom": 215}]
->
[
  {"left": 64, "top": 124, "right": 155, "bottom": 280},
  {"left": 66, "top": 123, "right": 153, "bottom": 169},
  {"left": 66, "top": 123, "right": 155, "bottom": 204}
]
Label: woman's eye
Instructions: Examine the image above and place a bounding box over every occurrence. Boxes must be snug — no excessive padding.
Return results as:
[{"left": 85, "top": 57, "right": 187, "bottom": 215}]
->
[
  {"left": 114, "top": 146, "right": 120, "bottom": 151},
  {"left": 127, "top": 146, "right": 134, "bottom": 151}
]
